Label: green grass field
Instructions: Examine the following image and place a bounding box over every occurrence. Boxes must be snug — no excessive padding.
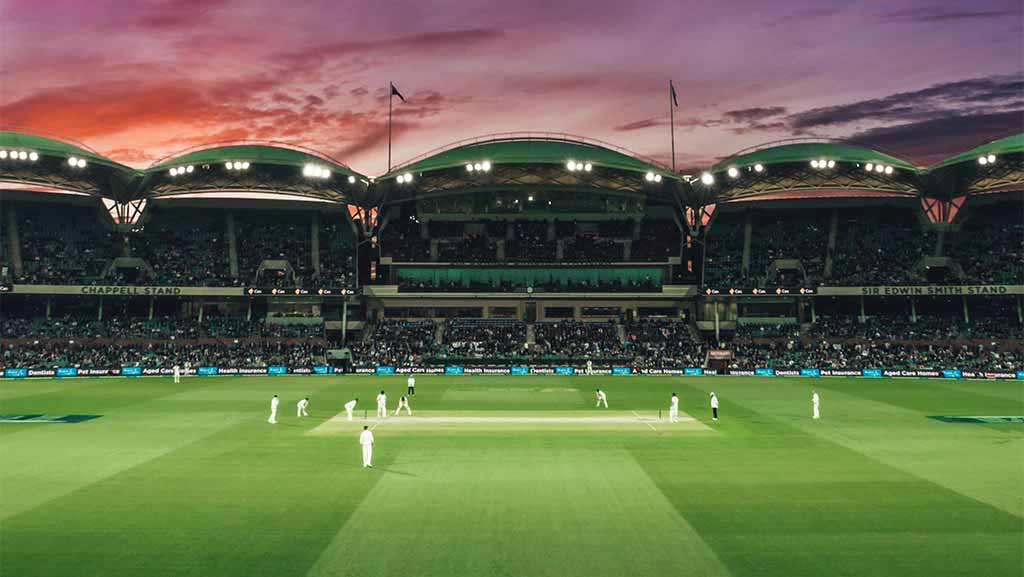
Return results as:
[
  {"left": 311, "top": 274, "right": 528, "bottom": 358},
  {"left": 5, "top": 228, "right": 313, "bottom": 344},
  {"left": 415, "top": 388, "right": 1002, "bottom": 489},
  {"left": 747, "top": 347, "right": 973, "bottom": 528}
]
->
[{"left": 1, "top": 375, "right": 1021, "bottom": 577}]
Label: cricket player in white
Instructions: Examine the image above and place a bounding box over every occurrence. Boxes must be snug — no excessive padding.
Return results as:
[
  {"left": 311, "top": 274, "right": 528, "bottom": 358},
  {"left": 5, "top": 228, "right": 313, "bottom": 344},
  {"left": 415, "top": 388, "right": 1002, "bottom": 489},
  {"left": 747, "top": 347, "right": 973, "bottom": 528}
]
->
[
  {"left": 395, "top": 395, "right": 412, "bottom": 416},
  {"left": 595, "top": 389, "right": 608, "bottom": 408},
  {"left": 376, "top": 390, "right": 387, "bottom": 418},
  {"left": 173, "top": 365, "right": 181, "bottom": 384},
  {"left": 268, "top": 394, "right": 279, "bottom": 424},
  {"left": 812, "top": 390, "right": 820, "bottom": 419},
  {"left": 669, "top": 393, "right": 680, "bottom": 423},
  {"left": 586, "top": 359, "right": 593, "bottom": 375},
  {"left": 344, "top": 398, "right": 358, "bottom": 421},
  {"left": 297, "top": 397, "right": 309, "bottom": 417},
  {"left": 407, "top": 375, "right": 415, "bottom": 396},
  {"left": 710, "top": 392, "right": 719, "bottom": 421},
  {"left": 359, "top": 425, "right": 374, "bottom": 468}
]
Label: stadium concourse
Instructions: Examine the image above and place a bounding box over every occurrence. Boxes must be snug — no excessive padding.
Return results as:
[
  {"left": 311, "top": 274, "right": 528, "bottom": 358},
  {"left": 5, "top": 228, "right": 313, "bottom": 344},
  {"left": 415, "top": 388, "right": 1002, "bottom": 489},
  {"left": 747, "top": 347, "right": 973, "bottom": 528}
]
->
[{"left": 0, "top": 130, "right": 1021, "bottom": 378}]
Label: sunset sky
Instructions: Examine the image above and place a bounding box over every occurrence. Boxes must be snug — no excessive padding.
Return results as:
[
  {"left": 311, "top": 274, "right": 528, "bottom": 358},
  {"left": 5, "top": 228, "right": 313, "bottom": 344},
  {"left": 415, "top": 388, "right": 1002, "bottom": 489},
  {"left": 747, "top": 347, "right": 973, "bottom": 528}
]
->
[{"left": 1, "top": 0, "right": 1021, "bottom": 174}]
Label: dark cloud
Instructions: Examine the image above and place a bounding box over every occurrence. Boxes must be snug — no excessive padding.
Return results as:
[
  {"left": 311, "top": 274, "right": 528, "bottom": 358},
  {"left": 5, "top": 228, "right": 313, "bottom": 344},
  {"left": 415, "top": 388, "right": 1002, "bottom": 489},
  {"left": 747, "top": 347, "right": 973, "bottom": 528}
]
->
[
  {"left": 613, "top": 116, "right": 723, "bottom": 132},
  {"left": 764, "top": 8, "right": 842, "bottom": 27},
  {"left": 850, "top": 110, "right": 1024, "bottom": 165},
  {"left": 877, "top": 8, "right": 1019, "bottom": 23},
  {"left": 790, "top": 74, "right": 1024, "bottom": 130},
  {"left": 722, "top": 106, "right": 788, "bottom": 123}
]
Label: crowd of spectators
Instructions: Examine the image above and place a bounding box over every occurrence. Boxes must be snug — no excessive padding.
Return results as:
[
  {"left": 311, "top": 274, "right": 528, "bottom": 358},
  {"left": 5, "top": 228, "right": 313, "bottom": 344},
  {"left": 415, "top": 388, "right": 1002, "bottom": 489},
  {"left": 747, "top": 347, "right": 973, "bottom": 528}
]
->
[
  {"left": 129, "top": 211, "right": 234, "bottom": 286},
  {"left": 622, "top": 320, "right": 703, "bottom": 369},
  {"left": 631, "top": 220, "right": 679, "bottom": 262},
  {"left": 437, "top": 235, "right": 496, "bottom": 261},
  {"left": 1, "top": 315, "right": 324, "bottom": 340},
  {"left": 235, "top": 212, "right": 312, "bottom": 286},
  {"left": 747, "top": 210, "right": 828, "bottom": 286},
  {"left": 2, "top": 341, "right": 324, "bottom": 370},
  {"left": 15, "top": 204, "right": 121, "bottom": 284},
  {"left": 730, "top": 340, "right": 1020, "bottom": 371},
  {"left": 381, "top": 218, "right": 429, "bottom": 261},
  {"left": 348, "top": 319, "right": 437, "bottom": 367},
  {"left": 563, "top": 235, "right": 621, "bottom": 261},
  {"left": 397, "top": 276, "right": 660, "bottom": 293},
  {"left": 506, "top": 221, "right": 555, "bottom": 261},
  {"left": 945, "top": 203, "right": 1023, "bottom": 285},
  {"left": 440, "top": 319, "right": 527, "bottom": 357},
  {"left": 702, "top": 217, "right": 744, "bottom": 286},
  {"left": 534, "top": 320, "right": 624, "bottom": 358},
  {"left": 317, "top": 221, "right": 357, "bottom": 288}
]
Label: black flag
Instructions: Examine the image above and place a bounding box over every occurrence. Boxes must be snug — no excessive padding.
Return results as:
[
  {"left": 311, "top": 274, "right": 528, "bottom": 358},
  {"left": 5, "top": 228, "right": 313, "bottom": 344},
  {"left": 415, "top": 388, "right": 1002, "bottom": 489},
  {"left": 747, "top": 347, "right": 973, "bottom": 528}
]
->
[
  {"left": 670, "top": 80, "right": 679, "bottom": 107},
  {"left": 390, "top": 82, "right": 406, "bottom": 103}
]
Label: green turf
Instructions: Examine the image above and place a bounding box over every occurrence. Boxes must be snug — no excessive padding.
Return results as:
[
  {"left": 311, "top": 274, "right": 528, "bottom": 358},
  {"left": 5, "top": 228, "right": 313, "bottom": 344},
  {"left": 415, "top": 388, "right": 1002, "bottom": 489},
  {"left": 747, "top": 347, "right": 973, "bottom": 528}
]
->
[{"left": 1, "top": 375, "right": 1021, "bottom": 577}]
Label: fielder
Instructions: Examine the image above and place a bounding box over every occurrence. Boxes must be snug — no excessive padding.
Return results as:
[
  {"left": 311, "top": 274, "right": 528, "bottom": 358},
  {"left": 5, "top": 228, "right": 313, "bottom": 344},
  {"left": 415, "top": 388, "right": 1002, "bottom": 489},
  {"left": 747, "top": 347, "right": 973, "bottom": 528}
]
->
[
  {"left": 595, "top": 388, "right": 608, "bottom": 408},
  {"left": 359, "top": 425, "right": 374, "bottom": 468},
  {"left": 812, "top": 390, "right": 820, "bottom": 419},
  {"left": 586, "top": 359, "right": 593, "bottom": 375},
  {"left": 173, "top": 364, "right": 181, "bottom": 384},
  {"left": 297, "top": 397, "right": 310, "bottom": 417},
  {"left": 395, "top": 395, "right": 412, "bottom": 416},
  {"left": 669, "top": 393, "right": 679, "bottom": 423},
  {"left": 710, "top": 392, "right": 719, "bottom": 421},
  {"left": 376, "top": 390, "right": 388, "bottom": 418},
  {"left": 268, "top": 394, "right": 279, "bottom": 424},
  {"left": 344, "top": 398, "right": 358, "bottom": 421},
  {"left": 407, "top": 375, "right": 416, "bottom": 396}
]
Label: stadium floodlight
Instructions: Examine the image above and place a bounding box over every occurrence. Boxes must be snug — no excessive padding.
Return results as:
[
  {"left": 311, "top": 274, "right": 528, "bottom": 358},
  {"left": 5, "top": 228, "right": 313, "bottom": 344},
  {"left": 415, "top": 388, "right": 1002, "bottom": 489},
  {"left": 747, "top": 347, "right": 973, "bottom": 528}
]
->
[
  {"left": 18, "top": 151, "right": 28, "bottom": 160},
  {"left": 0, "top": 150, "right": 7, "bottom": 159},
  {"left": 884, "top": 165, "right": 893, "bottom": 175},
  {"left": 169, "top": 168, "right": 178, "bottom": 176},
  {"left": 466, "top": 163, "right": 475, "bottom": 172},
  {"left": 986, "top": 154, "right": 996, "bottom": 164},
  {"left": 302, "top": 163, "right": 315, "bottom": 177},
  {"left": 727, "top": 167, "right": 739, "bottom": 178},
  {"left": 654, "top": 173, "right": 662, "bottom": 182},
  {"left": 810, "top": 159, "right": 819, "bottom": 168},
  {"left": 77, "top": 158, "right": 87, "bottom": 168},
  {"left": 827, "top": 160, "right": 835, "bottom": 168},
  {"left": 28, "top": 151, "right": 39, "bottom": 161},
  {"left": 225, "top": 162, "right": 233, "bottom": 169},
  {"left": 402, "top": 172, "right": 413, "bottom": 183},
  {"left": 875, "top": 164, "right": 885, "bottom": 173},
  {"left": 700, "top": 172, "right": 714, "bottom": 185},
  {"left": 321, "top": 169, "right": 331, "bottom": 179},
  {"left": 482, "top": 160, "right": 492, "bottom": 171},
  {"left": 241, "top": 161, "right": 250, "bottom": 170},
  {"left": 528, "top": 195, "right": 534, "bottom": 201},
  {"left": 583, "top": 162, "right": 592, "bottom": 172},
  {"left": 348, "top": 175, "right": 356, "bottom": 184},
  {"left": 566, "top": 160, "right": 577, "bottom": 171},
  {"left": 977, "top": 156, "right": 988, "bottom": 165},
  {"left": 645, "top": 171, "right": 655, "bottom": 182},
  {"left": 186, "top": 165, "right": 194, "bottom": 173},
  {"left": 753, "top": 163, "right": 764, "bottom": 172},
  {"left": 68, "top": 157, "right": 78, "bottom": 166},
  {"left": 473, "top": 163, "right": 482, "bottom": 171},
  {"left": 865, "top": 163, "right": 874, "bottom": 172}
]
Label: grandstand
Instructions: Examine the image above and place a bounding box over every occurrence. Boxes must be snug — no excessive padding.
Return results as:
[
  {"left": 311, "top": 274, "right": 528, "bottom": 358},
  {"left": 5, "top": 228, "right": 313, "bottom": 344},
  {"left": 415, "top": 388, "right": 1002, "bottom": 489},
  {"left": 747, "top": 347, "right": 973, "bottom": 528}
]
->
[{"left": 0, "top": 130, "right": 1021, "bottom": 377}]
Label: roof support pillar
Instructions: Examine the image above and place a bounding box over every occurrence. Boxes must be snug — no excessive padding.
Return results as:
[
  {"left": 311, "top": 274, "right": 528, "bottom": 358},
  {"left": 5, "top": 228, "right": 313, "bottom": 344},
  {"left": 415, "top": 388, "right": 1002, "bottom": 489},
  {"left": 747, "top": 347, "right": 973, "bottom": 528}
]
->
[
  {"left": 311, "top": 213, "right": 321, "bottom": 275},
  {"left": 4, "top": 201, "right": 23, "bottom": 277},
  {"left": 824, "top": 209, "right": 838, "bottom": 279},
  {"left": 226, "top": 212, "right": 239, "bottom": 279},
  {"left": 741, "top": 211, "right": 752, "bottom": 280}
]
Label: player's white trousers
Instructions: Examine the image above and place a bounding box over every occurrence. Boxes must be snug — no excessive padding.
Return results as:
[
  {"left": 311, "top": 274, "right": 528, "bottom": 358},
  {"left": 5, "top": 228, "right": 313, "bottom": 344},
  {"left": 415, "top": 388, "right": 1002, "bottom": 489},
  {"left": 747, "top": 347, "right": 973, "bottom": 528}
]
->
[
  {"left": 596, "top": 399, "right": 608, "bottom": 408},
  {"left": 813, "top": 405, "right": 820, "bottom": 419},
  {"left": 395, "top": 405, "right": 412, "bottom": 416},
  {"left": 268, "top": 408, "right": 277, "bottom": 423},
  {"left": 669, "top": 408, "right": 678, "bottom": 422},
  {"left": 362, "top": 445, "right": 373, "bottom": 466},
  {"left": 346, "top": 409, "right": 354, "bottom": 421},
  {"left": 377, "top": 405, "right": 387, "bottom": 418}
]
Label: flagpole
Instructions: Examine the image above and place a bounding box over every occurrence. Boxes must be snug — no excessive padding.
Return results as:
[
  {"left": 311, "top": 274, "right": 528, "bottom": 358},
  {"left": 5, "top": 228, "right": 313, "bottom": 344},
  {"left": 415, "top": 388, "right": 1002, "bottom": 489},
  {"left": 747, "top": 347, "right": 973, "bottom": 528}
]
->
[
  {"left": 669, "top": 80, "right": 676, "bottom": 173},
  {"left": 387, "top": 82, "right": 393, "bottom": 172}
]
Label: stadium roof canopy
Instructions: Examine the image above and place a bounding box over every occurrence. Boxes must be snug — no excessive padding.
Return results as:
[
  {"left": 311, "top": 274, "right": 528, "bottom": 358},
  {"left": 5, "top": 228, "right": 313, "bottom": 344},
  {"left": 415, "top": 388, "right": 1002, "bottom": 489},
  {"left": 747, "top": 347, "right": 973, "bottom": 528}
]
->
[
  {"left": 701, "top": 138, "right": 923, "bottom": 203},
  {"left": 0, "top": 130, "right": 138, "bottom": 198},
  {"left": 385, "top": 133, "right": 674, "bottom": 178},
  {"left": 927, "top": 134, "right": 1023, "bottom": 171},
  {"left": 139, "top": 141, "right": 369, "bottom": 204},
  {"left": 376, "top": 133, "right": 681, "bottom": 210},
  {"left": 712, "top": 139, "right": 917, "bottom": 173}
]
